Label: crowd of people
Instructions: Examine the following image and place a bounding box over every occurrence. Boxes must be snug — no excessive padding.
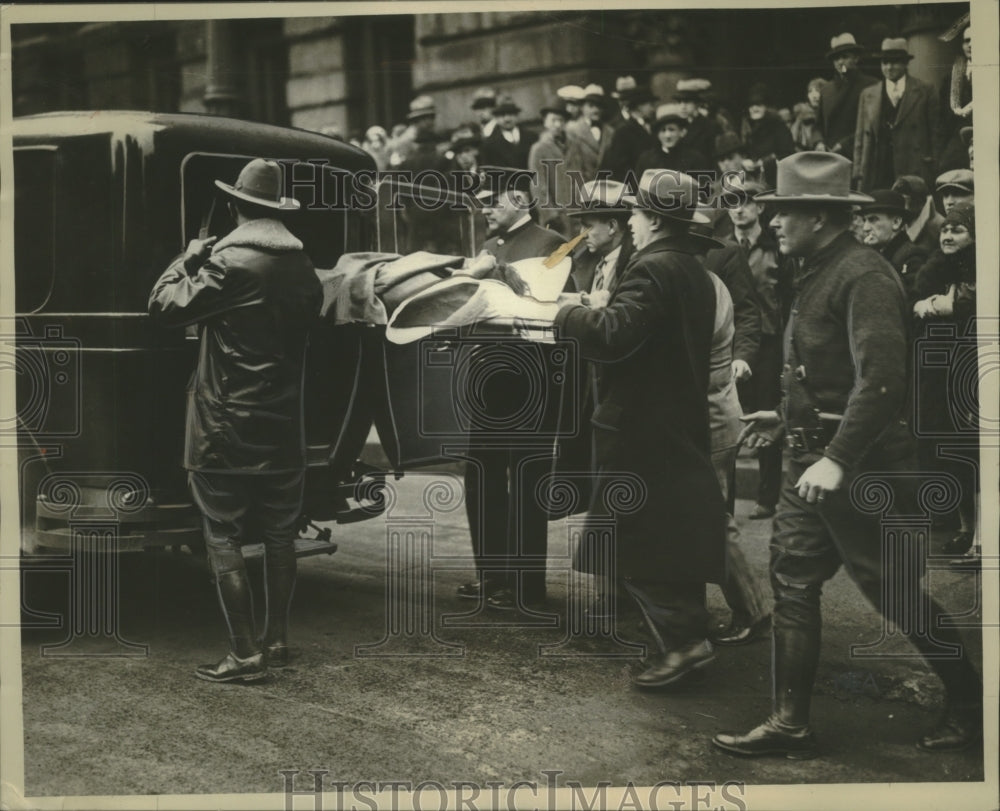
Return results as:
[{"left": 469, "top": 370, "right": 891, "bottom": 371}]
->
[{"left": 150, "top": 21, "right": 983, "bottom": 763}]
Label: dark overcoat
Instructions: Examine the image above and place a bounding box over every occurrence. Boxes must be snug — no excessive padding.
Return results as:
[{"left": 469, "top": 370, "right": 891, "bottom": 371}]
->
[
  {"left": 148, "top": 218, "right": 322, "bottom": 472},
  {"left": 816, "top": 69, "right": 878, "bottom": 156},
  {"left": 554, "top": 235, "right": 727, "bottom": 583}
]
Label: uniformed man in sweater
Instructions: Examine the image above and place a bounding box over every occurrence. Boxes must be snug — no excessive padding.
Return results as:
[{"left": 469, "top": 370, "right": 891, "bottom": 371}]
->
[{"left": 712, "top": 152, "right": 982, "bottom": 758}]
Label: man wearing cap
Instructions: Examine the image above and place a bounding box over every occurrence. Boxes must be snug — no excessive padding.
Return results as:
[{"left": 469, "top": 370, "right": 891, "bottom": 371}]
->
[
  {"left": 854, "top": 37, "right": 938, "bottom": 191},
  {"left": 149, "top": 159, "right": 322, "bottom": 683},
  {"left": 858, "top": 189, "right": 927, "bottom": 292},
  {"left": 816, "top": 33, "right": 878, "bottom": 159},
  {"left": 565, "top": 84, "right": 615, "bottom": 183},
  {"left": 471, "top": 86, "right": 498, "bottom": 139},
  {"left": 600, "top": 83, "right": 658, "bottom": 184},
  {"left": 529, "top": 99, "right": 574, "bottom": 237},
  {"left": 712, "top": 152, "right": 982, "bottom": 758},
  {"left": 397, "top": 95, "right": 448, "bottom": 174},
  {"left": 892, "top": 174, "right": 944, "bottom": 254},
  {"left": 479, "top": 95, "right": 531, "bottom": 170},
  {"left": 457, "top": 168, "right": 567, "bottom": 610},
  {"left": 635, "top": 103, "right": 709, "bottom": 179},
  {"left": 544, "top": 169, "right": 728, "bottom": 686},
  {"left": 934, "top": 168, "right": 974, "bottom": 214}
]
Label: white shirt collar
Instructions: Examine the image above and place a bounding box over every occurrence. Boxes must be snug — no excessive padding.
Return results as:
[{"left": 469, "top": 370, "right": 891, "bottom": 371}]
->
[
  {"left": 886, "top": 75, "right": 907, "bottom": 94},
  {"left": 502, "top": 126, "right": 520, "bottom": 144}
]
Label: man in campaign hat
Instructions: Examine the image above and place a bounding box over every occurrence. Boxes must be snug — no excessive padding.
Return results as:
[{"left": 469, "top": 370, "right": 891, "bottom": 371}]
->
[
  {"left": 854, "top": 37, "right": 939, "bottom": 190},
  {"left": 542, "top": 169, "right": 728, "bottom": 687},
  {"left": 816, "top": 33, "right": 878, "bottom": 159},
  {"left": 857, "top": 188, "right": 927, "bottom": 290},
  {"left": 149, "top": 159, "right": 322, "bottom": 683},
  {"left": 712, "top": 152, "right": 982, "bottom": 758}
]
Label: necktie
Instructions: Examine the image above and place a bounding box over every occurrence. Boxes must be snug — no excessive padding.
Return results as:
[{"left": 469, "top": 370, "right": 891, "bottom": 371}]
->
[
  {"left": 593, "top": 258, "right": 608, "bottom": 292},
  {"left": 888, "top": 82, "right": 902, "bottom": 107}
]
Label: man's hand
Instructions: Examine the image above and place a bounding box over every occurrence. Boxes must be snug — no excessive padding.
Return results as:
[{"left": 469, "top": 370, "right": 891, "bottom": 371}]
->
[
  {"left": 184, "top": 236, "right": 218, "bottom": 266},
  {"left": 738, "top": 409, "right": 784, "bottom": 450},
  {"left": 795, "top": 456, "right": 844, "bottom": 504},
  {"left": 587, "top": 289, "right": 611, "bottom": 309},
  {"left": 732, "top": 359, "right": 752, "bottom": 381}
]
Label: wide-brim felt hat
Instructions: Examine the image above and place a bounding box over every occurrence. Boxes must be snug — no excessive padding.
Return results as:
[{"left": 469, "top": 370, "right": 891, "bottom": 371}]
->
[
  {"left": 857, "top": 189, "right": 915, "bottom": 222},
  {"left": 754, "top": 152, "right": 873, "bottom": 204},
  {"left": 876, "top": 37, "right": 914, "bottom": 61},
  {"left": 623, "top": 169, "right": 709, "bottom": 224},
  {"left": 826, "top": 33, "right": 866, "bottom": 59},
  {"left": 567, "top": 179, "right": 631, "bottom": 218},
  {"left": 215, "top": 158, "right": 300, "bottom": 211},
  {"left": 492, "top": 96, "right": 522, "bottom": 116},
  {"left": 539, "top": 99, "right": 570, "bottom": 118},
  {"left": 471, "top": 87, "right": 497, "bottom": 110}
]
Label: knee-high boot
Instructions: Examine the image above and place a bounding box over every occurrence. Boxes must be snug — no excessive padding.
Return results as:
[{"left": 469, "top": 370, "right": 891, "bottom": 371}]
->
[
  {"left": 261, "top": 552, "right": 296, "bottom": 667},
  {"left": 196, "top": 569, "right": 266, "bottom": 683}
]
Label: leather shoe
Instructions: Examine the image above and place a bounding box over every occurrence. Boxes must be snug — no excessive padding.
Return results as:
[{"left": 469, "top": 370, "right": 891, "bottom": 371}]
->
[
  {"left": 917, "top": 704, "right": 982, "bottom": 752},
  {"left": 262, "top": 641, "right": 289, "bottom": 668},
  {"left": 748, "top": 504, "right": 775, "bottom": 520},
  {"left": 486, "top": 588, "right": 545, "bottom": 612},
  {"left": 712, "top": 615, "right": 771, "bottom": 646},
  {"left": 632, "top": 639, "right": 714, "bottom": 688},
  {"left": 712, "top": 716, "right": 819, "bottom": 760},
  {"left": 456, "top": 580, "right": 495, "bottom": 600},
  {"left": 195, "top": 651, "right": 268, "bottom": 684}
]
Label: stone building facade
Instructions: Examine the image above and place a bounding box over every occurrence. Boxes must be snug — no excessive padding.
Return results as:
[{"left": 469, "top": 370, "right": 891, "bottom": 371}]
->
[{"left": 11, "top": 5, "right": 966, "bottom": 139}]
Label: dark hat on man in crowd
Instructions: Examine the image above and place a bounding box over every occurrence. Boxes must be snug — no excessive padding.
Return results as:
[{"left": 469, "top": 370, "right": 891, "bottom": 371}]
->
[
  {"left": 876, "top": 37, "right": 914, "bottom": 61},
  {"left": 891, "top": 175, "right": 930, "bottom": 209},
  {"left": 754, "top": 152, "right": 873, "bottom": 204},
  {"left": 825, "top": 32, "right": 866, "bottom": 60},
  {"left": 943, "top": 200, "right": 975, "bottom": 236},
  {"left": 713, "top": 132, "right": 746, "bottom": 159},
  {"left": 475, "top": 165, "right": 534, "bottom": 204},
  {"left": 492, "top": 95, "right": 522, "bottom": 116},
  {"left": 614, "top": 76, "right": 657, "bottom": 105},
  {"left": 215, "top": 158, "right": 301, "bottom": 211},
  {"left": 406, "top": 95, "right": 437, "bottom": 121},
  {"left": 747, "top": 82, "right": 771, "bottom": 107},
  {"left": 471, "top": 87, "right": 497, "bottom": 110},
  {"left": 624, "top": 169, "right": 709, "bottom": 225},
  {"left": 935, "top": 169, "right": 974, "bottom": 195},
  {"left": 857, "top": 189, "right": 915, "bottom": 222},
  {"left": 674, "top": 78, "right": 712, "bottom": 101},
  {"left": 449, "top": 126, "right": 481, "bottom": 153},
  {"left": 567, "top": 179, "right": 631, "bottom": 219},
  {"left": 539, "top": 98, "right": 570, "bottom": 119},
  {"left": 653, "top": 102, "right": 689, "bottom": 131}
]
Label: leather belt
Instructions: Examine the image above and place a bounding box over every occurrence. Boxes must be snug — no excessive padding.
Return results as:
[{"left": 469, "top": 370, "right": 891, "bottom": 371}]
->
[{"left": 785, "top": 426, "right": 832, "bottom": 452}]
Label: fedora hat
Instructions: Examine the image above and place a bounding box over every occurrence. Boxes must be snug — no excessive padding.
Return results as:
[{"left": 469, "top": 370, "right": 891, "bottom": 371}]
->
[
  {"left": 935, "top": 168, "right": 974, "bottom": 195},
  {"left": 568, "top": 179, "right": 631, "bottom": 218},
  {"left": 612, "top": 75, "right": 637, "bottom": 100},
  {"left": 406, "top": 95, "right": 437, "bottom": 121},
  {"left": 826, "top": 33, "right": 866, "bottom": 60},
  {"left": 674, "top": 78, "right": 712, "bottom": 101},
  {"left": 653, "top": 102, "right": 689, "bottom": 131},
  {"left": 539, "top": 98, "right": 570, "bottom": 119},
  {"left": 624, "top": 169, "right": 709, "bottom": 224},
  {"left": 858, "top": 189, "right": 914, "bottom": 222},
  {"left": 470, "top": 86, "right": 496, "bottom": 110},
  {"left": 876, "top": 37, "right": 914, "bottom": 61},
  {"left": 492, "top": 94, "right": 521, "bottom": 116},
  {"left": 747, "top": 82, "right": 771, "bottom": 107},
  {"left": 214, "top": 159, "right": 300, "bottom": 211},
  {"left": 754, "top": 152, "right": 873, "bottom": 205},
  {"left": 449, "top": 126, "right": 481, "bottom": 153}
]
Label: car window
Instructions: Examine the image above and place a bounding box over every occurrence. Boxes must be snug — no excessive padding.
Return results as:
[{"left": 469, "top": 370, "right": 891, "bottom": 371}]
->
[
  {"left": 13, "top": 147, "right": 57, "bottom": 313},
  {"left": 180, "top": 153, "right": 373, "bottom": 271},
  {"left": 375, "top": 175, "right": 485, "bottom": 258}
]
